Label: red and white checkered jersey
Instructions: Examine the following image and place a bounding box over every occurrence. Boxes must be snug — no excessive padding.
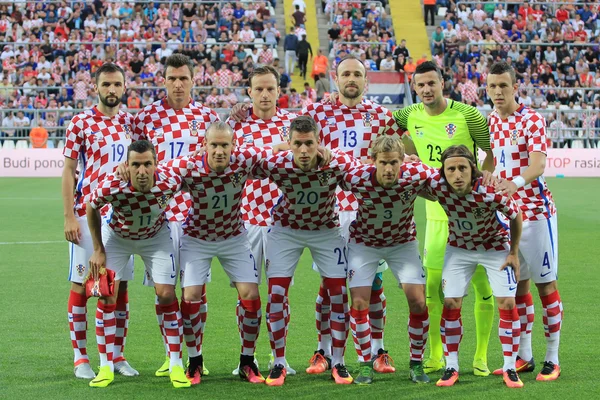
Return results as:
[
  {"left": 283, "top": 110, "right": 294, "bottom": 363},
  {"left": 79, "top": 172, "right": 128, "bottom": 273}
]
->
[
  {"left": 427, "top": 174, "right": 520, "bottom": 251},
  {"left": 488, "top": 104, "right": 556, "bottom": 222},
  {"left": 341, "top": 162, "right": 437, "bottom": 247},
  {"left": 90, "top": 165, "right": 182, "bottom": 240},
  {"left": 133, "top": 98, "right": 221, "bottom": 222},
  {"left": 301, "top": 99, "right": 404, "bottom": 211},
  {"left": 254, "top": 150, "right": 359, "bottom": 230},
  {"left": 228, "top": 108, "right": 298, "bottom": 226},
  {"left": 165, "top": 146, "right": 270, "bottom": 241},
  {"left": 63, "top": 106, "right": 134, "bottom": 217}
]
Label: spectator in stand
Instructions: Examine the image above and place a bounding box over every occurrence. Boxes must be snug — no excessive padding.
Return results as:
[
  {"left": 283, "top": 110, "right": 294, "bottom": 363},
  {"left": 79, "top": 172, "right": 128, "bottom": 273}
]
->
[
  {"left": 291, "top": 4, "right": 306, "bottom": 27},
  {"left": 284, "top": 26, "right": 298, "bottom": 75},
  {"left": 315, "top": 72, "right": 330, "bottom": 102},
  {"left": 424, "top": 0, "right": 436, "bottom": 26},
  {"left": 297, "top": 34, "right": 313, "bottom": 80},
  {"left": 29, "top": 125, "right": 49, "bottom": 148},
  {"left": 311, "top": 49, "right": 328, "bottom": 83},
  {"left": 379, "top": 53, "right": 395, "bottom": 71}
]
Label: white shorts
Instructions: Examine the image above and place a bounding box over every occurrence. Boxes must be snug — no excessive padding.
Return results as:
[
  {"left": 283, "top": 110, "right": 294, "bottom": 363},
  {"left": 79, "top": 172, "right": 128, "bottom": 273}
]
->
[
  {"left": 442, "top": 245, "right": 517, "bottom": 299},
  {"left": 339, "top": 210, "right": 356, "bottom": 242},
  {"left": 347, "top": 240, "right": 426, "bottom": 289},
  {"left": 68, "top": 216, "right": 133, "bottom": 284},
  {"left": 518, "top": 215, "right": 558, "bottom": 284},
  {"left": 245, "top": 222, "right": 268, "bottom": 284},
  {"left": 266, "top": 226, "right": 347, "bottom": 279},
  {"left": 180, "top": 232, "right": 258, "bottom": 288},
  {"left": 103, "top": 223, "right": 176, "bottom": 286}
]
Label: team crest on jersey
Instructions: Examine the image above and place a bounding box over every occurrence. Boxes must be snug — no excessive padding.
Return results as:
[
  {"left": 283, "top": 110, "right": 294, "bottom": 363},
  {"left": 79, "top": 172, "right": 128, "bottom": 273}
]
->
[
  {"left": 318, "top": 171, "right": 332, "bottom": 186},
  {"left": 76, "top": 264, "right": 85, "bottom": 276},
  {"left": 400, "top": 190, "right": 412, "bottom": 203},
  {"left": 473, "top": 207, "right": 486, "bottom": 219},
  {"left": 190, "top": 120, "right": 199, "bottom": 136},
  {"left": 157, "top": 194, "right": 172, "bottom": 209},
  {"left": 445, "top": 123, "right": 457, "bottom": 139},
  {"left": 362, "top": 112, "right": 372, "bottom": 127},
  {"left": 511, "top": 129, "right": 519, "bottom": 145},
  {"left": 279, "top": 125, "right": 290, "bottom": 140},
  {"left": 231, "top": 172, "right": 244, "bottom": 187},
  {"left": 123, "top": 125, "right": 132, "bottom": 139},
  {"left": 348, "top": 269, "right": 355, "bottom": 281}
]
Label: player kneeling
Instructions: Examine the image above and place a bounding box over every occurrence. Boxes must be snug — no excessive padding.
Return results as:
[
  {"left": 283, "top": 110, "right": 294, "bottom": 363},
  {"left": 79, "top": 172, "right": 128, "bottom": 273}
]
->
[
  {"left": 426, "top": 145, "right": 525, "bottom": 389},
  {"left": 87, "top": 140, "right": 190, "bottom": 389},
  {"left": 342, "top": 136, "right": 433, "bottom": 385}
]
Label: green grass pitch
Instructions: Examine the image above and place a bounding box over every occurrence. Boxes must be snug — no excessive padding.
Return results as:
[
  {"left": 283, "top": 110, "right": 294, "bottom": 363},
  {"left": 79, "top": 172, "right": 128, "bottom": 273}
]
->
[{"left": 1, "top": 177, "right": 599, "bottom": 399}]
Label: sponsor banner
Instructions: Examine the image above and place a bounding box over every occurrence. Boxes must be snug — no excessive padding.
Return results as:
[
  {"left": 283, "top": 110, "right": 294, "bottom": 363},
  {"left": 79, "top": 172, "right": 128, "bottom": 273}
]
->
[
  {"left": 1, "top": 149, "right": 65, "bottom": 177},
  {"left": 478, "top": 148, "right": 600, "bottom": 177}
]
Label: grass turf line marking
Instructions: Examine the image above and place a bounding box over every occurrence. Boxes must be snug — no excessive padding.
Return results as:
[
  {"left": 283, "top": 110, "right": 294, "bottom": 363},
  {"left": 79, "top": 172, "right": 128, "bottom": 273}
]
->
[{"left": 0, "top": 240, "right": 63, "bottom": 245}]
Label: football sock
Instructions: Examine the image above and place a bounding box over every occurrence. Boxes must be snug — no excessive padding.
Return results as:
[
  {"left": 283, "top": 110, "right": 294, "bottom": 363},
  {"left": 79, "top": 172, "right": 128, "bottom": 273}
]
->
[
  {"left": 541, "top": 290, "right": 563, "bottom": 364},
  {"left": 409, "top": 309, "right": 430, "bottom": 362},
  {"left": 267, "top": 277, "right": 292, "bottom": 367},
  {"left": 113, "top": 290, "right": 129, "bottom": 363},
  {"left": 350, "top": 307, "right": 371, "bottom": 362},
  {"left": 516, "top": 292, "right": 535, "bottom": 361},
  {"left": 425, "top": 268, "right": 444, "bottom": 362},
  {"left": 159, "top": 299, "right": 184, "bottom": 369},
  {"left": 68, "top": 290, "right": 89, "bottom": 366},
  {"left": 441, "top": 307, "right": 463, "bottom": 372},
  {"left": 180, "top": 299, "right": 202, "bottom": 357},
  {"left": 199, "top": 285, "right": 208, "bottom": 353},
  {"left": 95, "top": 301, "right": 117, "bottom": 370},
  {"left": 323, "top": 277, "right": 349, "bottom": 367},
  {"left": 238, "top": 298, "right": 262, "bottom": 356},
  {"left": 499, "top": 308, "right": 521, "bottom": 371},
  {"left": 472, "top": 265, "right": 494, "bottom": 363},
  {"left": 315, "top": 284, "right": 332, "bottom": 357},
  {"left": 155, "top": 296, "right": 168, "bottom": 357},
  {"left": 369, "top": 286, "right": 386, "bottom": 355}
]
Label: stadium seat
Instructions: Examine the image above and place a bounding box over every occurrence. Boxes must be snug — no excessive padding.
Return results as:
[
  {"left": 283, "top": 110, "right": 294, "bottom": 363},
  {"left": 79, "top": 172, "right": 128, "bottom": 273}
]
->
[
  {"left": 206, "top": 38, "right": 217, "bottom": 49},
  {"left": 3, "top": 140, "right": 15, "bottom": 150},
  {"left": 16, "top": 140, "right": 29, "bottom": 149},
  {"left": 254, "top": 38, "right": 265, "bottom": 45},
  {"left": 47, "top": 140, "right": 55, "bottom": 148}
]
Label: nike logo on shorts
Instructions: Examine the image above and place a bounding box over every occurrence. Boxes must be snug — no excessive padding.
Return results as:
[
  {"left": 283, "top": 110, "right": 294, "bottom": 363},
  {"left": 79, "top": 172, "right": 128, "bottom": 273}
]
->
[{"left": 540, "top": 271, "right": 552, "bottom": 277}]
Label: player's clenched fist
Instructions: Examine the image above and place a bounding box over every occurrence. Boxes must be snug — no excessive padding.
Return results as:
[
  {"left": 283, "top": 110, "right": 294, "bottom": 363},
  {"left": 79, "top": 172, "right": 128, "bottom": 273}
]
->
[
  {"left": 64, "top": 216, "right": 81, "bottom": 244},
  {"left": 88, "top": 249, "right": 106, "bottom": 281}
]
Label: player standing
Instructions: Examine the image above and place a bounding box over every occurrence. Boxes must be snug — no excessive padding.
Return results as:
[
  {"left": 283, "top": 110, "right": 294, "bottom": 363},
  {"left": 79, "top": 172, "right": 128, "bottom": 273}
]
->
[
  {"left": 167, "top": 122, "right": 287, "bottom": 384},
  {"left": 62, "top": 63, "right": 138, "bottom": 379},
  {"left": 392, "top": 61, "right": 496, "bottom": 376},
  {"left": 426, "top": 145, "right": 524, "bottom": 389},
  {"left": 256, "top": 116, "right": 356, "bottom": 386},
  {"left": 487, "top": 61, "right": 563, "bottom": 381},
  {"left": 302, "top": 55, "right": 411, "bottom": 374},
  {"left": 133, "top": 54, "right": 220, "bottom": 377},
  {"left": 227, "top": 65, "right": 298, "bottom": 375},
  {"left": 87, "top": 140, "right": 190, "bottom": 388},
  {"left": 342, "top": 136, "right": 434, "bottom": 385}
]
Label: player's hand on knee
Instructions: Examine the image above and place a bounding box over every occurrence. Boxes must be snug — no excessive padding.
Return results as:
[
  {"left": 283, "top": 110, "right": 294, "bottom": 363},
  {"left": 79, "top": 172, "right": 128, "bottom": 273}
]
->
[
  {"left": 230, "top": 103, "right": 250, "bottom": 122},
  {"left": 64, "top": 216, "right": 81, "bottom": 244},
  {"left": 89, "top": 250, "right": 107, "bottom": 281},
  {"left": 115, "top": 161, "right": 130, "bottom": 181}
]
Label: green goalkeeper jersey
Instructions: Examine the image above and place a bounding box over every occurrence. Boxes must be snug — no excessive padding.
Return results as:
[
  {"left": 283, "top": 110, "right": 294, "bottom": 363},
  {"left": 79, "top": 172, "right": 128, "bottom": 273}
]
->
[{"left": 392, "top": 100, "right": 491, "bottom": 220}]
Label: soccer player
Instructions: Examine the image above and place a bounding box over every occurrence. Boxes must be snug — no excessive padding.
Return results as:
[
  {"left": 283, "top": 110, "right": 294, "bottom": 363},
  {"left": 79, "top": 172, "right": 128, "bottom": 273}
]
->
[
  {"left": 426, "top": 145, "right": 524, "bottom": 389},
  {"left": 167, "top": 122, "right": 287, "bottom": 385},
  {"left": 302, "top": 55, "right": 412, "bottom": 374},
  {"left": 133, "top": 54, "right": 220, "bottom": 377},
  {"left": 341, "top": 136, "right": 434, "bottom": 385},
  {"left": 62, "top": 63, "right": 138, "bottom": 380},
  {"left": 86, "top": 140, "right": 190, "bottom": 389},
  {"left": 227, "top": 65, "right": 298, "bottom": 375},
  {"left": 392, "top": 61, "right": 496, "bottom": 376},
  {"left": 256, "top": 116, "right": 356, "bottom": 386},
  {"left": 487, "top": 61, "right": 563, "bottom": 381}
]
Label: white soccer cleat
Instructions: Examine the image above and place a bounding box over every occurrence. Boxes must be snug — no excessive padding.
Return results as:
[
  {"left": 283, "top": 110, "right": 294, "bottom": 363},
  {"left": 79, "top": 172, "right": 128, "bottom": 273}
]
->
[
  {"left": 115, "top": 360, "right": 140, "bottom": 376},
  {"left": 74, "top": 362, "right": 96, "bottom": 379}
]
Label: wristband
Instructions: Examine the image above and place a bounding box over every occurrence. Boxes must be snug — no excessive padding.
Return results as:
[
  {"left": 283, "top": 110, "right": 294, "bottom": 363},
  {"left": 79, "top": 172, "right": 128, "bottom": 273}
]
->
[{"left": 512, "top": 175, "right": 526, "bottom": 188}]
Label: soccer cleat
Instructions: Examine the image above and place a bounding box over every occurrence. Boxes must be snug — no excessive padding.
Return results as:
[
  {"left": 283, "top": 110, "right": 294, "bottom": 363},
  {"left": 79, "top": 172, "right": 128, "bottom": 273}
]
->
[
  {"left": 436, "top": 368, "right": 459, "bottom": 387},
  {"left": 186, "top": 355, "right": 204, "bottom": 385},
  {"left": 265, "top": 364, "right": 286, "bottom": 386},
  {"left": 331, "top": 364, "right": 353, "bottom": 384},
  {"left": 493, "top": 356, "right": 536, "bottom": 375},
  {"left": 170, "top": 365, "right": 191, "bottom": 388},
  {"left": 306, "top": 349, "right": 331, "bottom": 374},
  {"left": 423, "top": 357, "right": 445, "bottom": 374},
  {"left": 268, "top": 353, "right": 296, "bottom": 375},
  {"left": 373, "top": 349, "right": 396, "bottom": 373},
  {"left": 232, "top": 357, "right": 259, "bottom": 375},
  {"left": 74, "top": 362, "right": 96, "bottom": 379},
  {"left": 115, "top": 360, "right": 139, "bottom": 376},
  {"left": 239, "top": 364, "right": 265, "bottom": 384},
  {"left": 536, "top": 361, "right": 561, "bottom": 381},
  {"left": 354, "top": 362, "right": 374, "bottom": 385},
  {"left": 473, "top": 359, "right": 490, "bottom": 377},
  {"left": 89, "top": 366, "right": 114, "bottom": 388},
  {"left": 156, "top": 356, "right": 170, "bottom": 377},
  {"left": 503, "top": 369, "right": 524, "bottom": 388},
  {"left": 409, "top": 360, "right": 430, "bottom": 383}
]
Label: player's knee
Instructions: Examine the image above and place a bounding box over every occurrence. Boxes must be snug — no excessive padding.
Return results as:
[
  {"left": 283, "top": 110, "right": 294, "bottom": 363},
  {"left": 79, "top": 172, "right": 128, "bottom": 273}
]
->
[
  {"left": 443, "top": 297, "right": 462, "bottom": 309},
  {"left": 155, "top": 285, "right": 176, "bottom": 304},
  {"left": 118, "top": 281, "right": 128, "bottom": 293},
  {"left": 351, "top": 296, "right": 369, "bottom": 310},
  {"left": 408, "top": 297, "right": 427, "bottom": 314},
  {"left": 237, "top": 283, "right": 260, "bottom": 300},
  {"left": 182, "top": 285, "right": 204, "bottom": 302},
  {"left": 497, "top": 297, "right": 515, "bottom": 310},
  {"left": 535, "top": 280, "right": 558, "bottom": 296},
  {"left": 70, "top": 281, "right": 85, "bottom": 294}
]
